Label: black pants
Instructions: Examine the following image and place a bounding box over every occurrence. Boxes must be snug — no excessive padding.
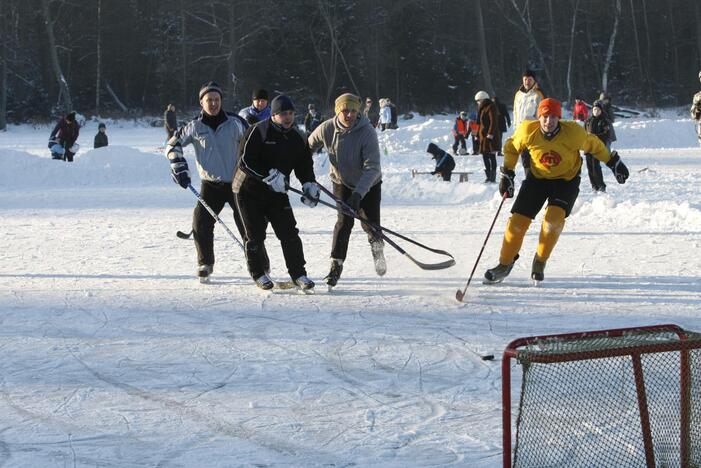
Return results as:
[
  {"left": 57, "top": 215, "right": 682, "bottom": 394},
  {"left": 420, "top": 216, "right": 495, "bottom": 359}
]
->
[
  {"left": 452, "top": 135, "right": 467, "bottom": 153},
  {"left": 584, "top": 154, "right": 606, "bottom": 191},
  {"left": 482, "top": 152, "right": 497, "bottom": 181},
  {"left": 193, "top": 180, "right": 269, "bottom": 269},
  {"left": 512, "top": 174, "right": 581, "bottom": 219},
  {"left": 471, "top": 137, "right": 479, "bottom": 155},
  {"left": 235, "top": 190, "right": 306, "bottom": 279},
  {"left": 331, "top": 182, "right": 382, "bottom": 260}
]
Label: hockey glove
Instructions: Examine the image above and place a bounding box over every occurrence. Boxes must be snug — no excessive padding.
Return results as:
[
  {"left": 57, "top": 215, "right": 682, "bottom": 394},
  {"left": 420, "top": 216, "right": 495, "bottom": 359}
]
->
[
  {"left": 346, "top": 191, "right": 362, "bottom": 212},
  {"left": 169, "top": 155, "right": 191, "bottom": 189},
  {"left": 301, "top": 181, "right": 320, "bottom": 207},
  {"left": 499, "top": 167, "right": 516, "bottom": 198},
  {"left": 606, "top": 151, "right": 629, "bottom": 184},
  {"left": 263, "top": 168, "right": 287, "bottom": 193}
]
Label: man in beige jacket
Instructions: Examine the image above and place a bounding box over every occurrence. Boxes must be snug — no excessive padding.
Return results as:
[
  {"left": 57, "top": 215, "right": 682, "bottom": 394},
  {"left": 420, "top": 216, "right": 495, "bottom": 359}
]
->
[{"left": 308, "top": 93, "right": 385, "bottom": 289}]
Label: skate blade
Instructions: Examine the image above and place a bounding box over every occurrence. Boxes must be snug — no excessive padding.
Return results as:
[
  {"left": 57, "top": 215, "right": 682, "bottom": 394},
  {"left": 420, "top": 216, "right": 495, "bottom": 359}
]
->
[
  {"left": 482, "top": 278, "right": 503, "bottom": 285},
  {"left": 199, "top": 277, "right": 211, "bottom": 284},
  {"left": 532, "top": 279, "right": 541, "bottom": 287},
  {"left": 296, "top": 286, "right": 315, "bottom": 295},
  {"left": 274, "top": 281, "right": 296, "bottom": 290}
]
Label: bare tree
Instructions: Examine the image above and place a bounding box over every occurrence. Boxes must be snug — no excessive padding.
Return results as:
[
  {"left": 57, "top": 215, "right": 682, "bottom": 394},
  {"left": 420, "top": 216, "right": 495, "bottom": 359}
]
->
[
  {"left": 95, "top": 0, "right": 102, "bottom": 114},
  {"left": 474, "top": 0, "right": 494, "bottom": 94},
  {"left": 601, "top": 0, "right": 621, "bottom": 92},
  {"left": 0, "top": 0, "right": 7, "bottom": 130},
  {"left": 565, "top": 0, "right": 580, "bottom": 105},
  {"left": 696, "top": 0, "right": 701, "bottom": 67},
  {"left": 41, "top": 0, "right": 73, "bottom": 112}
]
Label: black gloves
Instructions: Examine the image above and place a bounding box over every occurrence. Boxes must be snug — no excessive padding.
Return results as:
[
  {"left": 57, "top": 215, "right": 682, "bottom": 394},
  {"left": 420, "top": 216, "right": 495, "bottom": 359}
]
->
[
  {"left": 499, "top": 167, "right": 516, "bottom": 198},
  {"left": 301, "top": 182, "right": 320, "bottom": 207},
  {"left": 169, "top": 155, "right": 191, "bottom": 189},
  {"left": 606, "top": 151, "right": 629, "bottom": 184},
  {"left": 346, "top": 191, "right": 362, "bottom": 211}
]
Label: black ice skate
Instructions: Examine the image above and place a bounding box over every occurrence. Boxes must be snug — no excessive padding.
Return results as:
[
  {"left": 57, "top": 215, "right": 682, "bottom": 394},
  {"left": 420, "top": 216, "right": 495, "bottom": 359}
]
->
[
  {"left": 484, "top": 254, "right": 519, "bottom": 284},
  {"left": 324, "top": 259, "right": 344, "bottom": 290},
  {"left": 293, "top": 275, "right": 315, "bottom": 293},
  {"left": 254, "top": 273, "right": 274, "bottom": 290},
  {"left": 531, "top": 255, "right": 546, "bottom": 285},
  {"left": 197, "top": 264, "right": 213, "bottom": 284}
]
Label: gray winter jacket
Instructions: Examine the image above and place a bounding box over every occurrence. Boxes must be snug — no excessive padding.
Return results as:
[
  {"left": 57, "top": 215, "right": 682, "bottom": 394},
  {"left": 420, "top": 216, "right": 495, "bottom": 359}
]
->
[
  {"left": 308, "top": 115, "right": 381, "bottom": 197},
  {"left": 165, "top": 112, "right": 248, "bottom": 183}
]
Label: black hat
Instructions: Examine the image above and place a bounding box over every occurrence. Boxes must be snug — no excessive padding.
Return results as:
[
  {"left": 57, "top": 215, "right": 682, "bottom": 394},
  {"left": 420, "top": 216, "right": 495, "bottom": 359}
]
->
[
  {"left": 66, "top": 111, "right": 76, "bottom": 122},
  {"left": 198, "top": 81, "right": 223, "bottom": 100},
  {"left": 523, "top": 69, "right": 536, "bottom": 79},
  {"left": 426, "top": 142, "right": 443, "bottom": 158},
  {"left": 252, "top": 88, "right": 269, "bottom": 100},
  {"left": 271, "top": 95, "right": 295, "bottom": 115},
  {"left": 98, "top": 122, "right": 106, "bottom": 129}
]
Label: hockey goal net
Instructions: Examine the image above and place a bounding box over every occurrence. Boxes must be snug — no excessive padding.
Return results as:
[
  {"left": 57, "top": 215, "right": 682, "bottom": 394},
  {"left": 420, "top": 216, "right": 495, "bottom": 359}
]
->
[{"left": 502, "top": 324, "right": 701, "bottom": 468}]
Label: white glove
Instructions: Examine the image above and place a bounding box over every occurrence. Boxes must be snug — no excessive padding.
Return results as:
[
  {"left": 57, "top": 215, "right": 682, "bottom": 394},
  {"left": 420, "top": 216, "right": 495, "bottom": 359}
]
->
[
  {"left": 263, "top": 168, "right": 287, "bottom": 193},
  {"left": 301, "top": 181, "right": 320, "bottom": 207},
  {"left": 69, "top": 143, "right": 80, "bottom": 153}
]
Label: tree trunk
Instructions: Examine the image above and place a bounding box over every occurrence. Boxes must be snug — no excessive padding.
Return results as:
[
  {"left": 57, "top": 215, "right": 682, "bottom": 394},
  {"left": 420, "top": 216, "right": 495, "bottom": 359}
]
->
[
  {"left": 41, "top": 0, "right": 73, "bottom": 112},
  {"left": 628, "top": 0, "right": 645, "bottom": 81},
  {"left": 95, "top": 0, "right": 102, "bottom": 114},
  {"left": 601, "top": 0, "right": 621, "bottom": 92},
  {"left": 565, "top": 0, "right": 580, "bottom": 106},
  {"left": 0, "top": 0, "right": 7, "bottom": 130},
  {"left": 180, "top": 0, "right": 187, "bottom": 106},
  {"left": 226, "top": 4, "right": 238, "bottom": 110},
  {"left": 474, "top": 0, "right": 494, "bottom": 94},
  {"left": 505, "top": 0, "right": 553, "bottom": 90},
  {"left": 695, "top": 1, "right": 701, "bottom": 67}
]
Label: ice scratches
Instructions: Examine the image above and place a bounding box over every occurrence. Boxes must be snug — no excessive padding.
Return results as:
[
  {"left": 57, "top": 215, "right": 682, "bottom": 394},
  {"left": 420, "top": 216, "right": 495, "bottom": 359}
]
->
[{"left": 65, "top": 351, "right": 307, "bottom": 458}]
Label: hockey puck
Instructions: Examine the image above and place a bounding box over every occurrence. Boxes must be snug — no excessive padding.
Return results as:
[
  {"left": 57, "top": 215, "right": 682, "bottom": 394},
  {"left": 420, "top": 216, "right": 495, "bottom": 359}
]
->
[{"left": 481, "top": 354, "right": 495, "bottom": 361}]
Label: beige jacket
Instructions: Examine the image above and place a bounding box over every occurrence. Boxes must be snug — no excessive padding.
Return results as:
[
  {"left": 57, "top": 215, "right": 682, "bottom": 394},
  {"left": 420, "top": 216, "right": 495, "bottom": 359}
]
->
[{"left": 308, "top": 115, "right": 382, "bottom": 197}]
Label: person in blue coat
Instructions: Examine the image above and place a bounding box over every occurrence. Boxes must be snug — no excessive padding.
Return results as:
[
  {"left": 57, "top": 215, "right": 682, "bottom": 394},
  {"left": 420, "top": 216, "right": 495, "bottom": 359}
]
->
[
  {"left": 238, "top": 88, "right": 271, "bottom": 125},
  {"left": 426, "top": 143, "right": 456, "bottom": 181}
]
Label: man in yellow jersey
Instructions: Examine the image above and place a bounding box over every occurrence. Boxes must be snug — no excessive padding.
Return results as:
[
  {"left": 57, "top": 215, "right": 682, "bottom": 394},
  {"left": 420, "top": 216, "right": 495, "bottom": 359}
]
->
[{"left": 484, "top": 97, "right": 629, "bottom": 284}]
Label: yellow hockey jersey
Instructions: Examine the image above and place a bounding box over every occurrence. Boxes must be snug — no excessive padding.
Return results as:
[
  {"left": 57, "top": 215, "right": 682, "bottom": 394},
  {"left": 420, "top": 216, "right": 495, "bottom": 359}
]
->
[{"left": 503, "top": 120, "right": 611, "bottom": 180}]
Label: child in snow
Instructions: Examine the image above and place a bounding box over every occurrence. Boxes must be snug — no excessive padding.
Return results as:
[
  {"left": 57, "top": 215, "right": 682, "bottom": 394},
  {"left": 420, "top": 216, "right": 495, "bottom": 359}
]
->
[
  {"left": 94, "top": 123, "right": 108, "bottom": 148},
  {"left": 468, "top": 112, "right": 480, "bottom": 155},
  {"left": 452, "top": 111, "right": 470, "bottom": 155},
  {"left": 426, "top": 143, "right": 456, "bottom": 181},
  {"left": 584, "top": 101, "right": 612, "bottom": 192},
  {"left": 48, "top": 111, "right": 80, "bottom": 162}
]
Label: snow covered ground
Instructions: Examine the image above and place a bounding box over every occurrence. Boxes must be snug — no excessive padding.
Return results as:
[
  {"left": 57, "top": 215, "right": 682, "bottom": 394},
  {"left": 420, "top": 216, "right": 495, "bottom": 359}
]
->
[{"left": 0, "top": 111, "right": 699, "bottom": 467}]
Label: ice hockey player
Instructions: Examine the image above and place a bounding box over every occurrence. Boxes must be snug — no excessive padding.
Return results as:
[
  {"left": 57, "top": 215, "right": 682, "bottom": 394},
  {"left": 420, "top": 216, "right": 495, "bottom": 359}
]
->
[
  {"left": 484, "top": 98, "right": 629, "bottom": 284},
  {"left": 451, "top": 111, "right": 470, "bottom": 155},
  {"left": 94, "top": 123, "right": 108, "bottom": 149},
  {"left": 512, "top": 69, "right": 546, "bottom": 175},
  {"left": 584, "top": 101, "right": 612, "bottom": 192},
  {"left": 475, "top": 90, "right": 499, "bottom": 183},
  {"left": 233, "top": 94, "right": 318, "bottom": 291},
  {"left": 238, "top": 88, "right": 271, "bottom": 125},
  {"left": 690, "top": 71, "right": 701, "bottom": 146},
  {"left": 426, "top": 142, "right": 456, "bottom": 181},
  {"left": 48, "top": 111, "right": 80, "bottom": 162},
  {"left": 308, "top": 92, "right": 384, "bottom": 289},
  {"left": 165, "top": 81, "right": 261, "bottom": 283}
]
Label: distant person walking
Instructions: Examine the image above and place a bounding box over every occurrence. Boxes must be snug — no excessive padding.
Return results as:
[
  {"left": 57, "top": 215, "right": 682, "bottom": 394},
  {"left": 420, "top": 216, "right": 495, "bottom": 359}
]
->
[
  {"left": 573, "top": 97, "right": 588, "bottom": 124},
  {"left": 492, "top": 96, "right": 511, "bottom": 154},
  {"left": 164, "top": 104, "right": 177, "bottom": 139},
  {"left": 691, "top": 71, "right": 701, "bottom": 146},
  {"left": 512, "top": 69, "right": 546, "bottom": 176},
  {"left": 475, "top": 90, "right": 499, "bottom": 183},
  {"left": 48, "top": 111, "right": 80, "bottom": 162}
]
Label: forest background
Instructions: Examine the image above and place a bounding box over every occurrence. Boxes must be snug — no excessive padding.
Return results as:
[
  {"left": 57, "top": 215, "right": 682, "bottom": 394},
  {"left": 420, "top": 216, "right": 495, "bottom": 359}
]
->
[{"left": 1, "top": 0, "right": 700, "bottom": 127}]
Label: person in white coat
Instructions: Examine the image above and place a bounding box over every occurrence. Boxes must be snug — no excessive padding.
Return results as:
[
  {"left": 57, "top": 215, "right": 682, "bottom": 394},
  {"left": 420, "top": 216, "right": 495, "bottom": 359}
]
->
[
  {"left": 378, "top": 98, "right": 392, "bottom": 131},
  {"left": 512, "top": 69, "right": 546, "bottom": 176}
]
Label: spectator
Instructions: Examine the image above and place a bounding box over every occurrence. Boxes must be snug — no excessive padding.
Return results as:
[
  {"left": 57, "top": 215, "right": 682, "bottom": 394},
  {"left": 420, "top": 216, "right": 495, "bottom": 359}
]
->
[
  {"left": 475, "top": 90, "right": 499, "bottom": 183},
  {"left": 512, "top": 69, "right": 546, "bottom": 176},
  {"left": 427, "top": 143, "right": 457, "bottom": 181},
  {"left": 304, "top": 104, "right": 322, "bottom": 135},
  {"left": 492, "top": 96, "right": 511, "bottom": 155},
  {"left": 468, "top": 112, "right": 480, "bottom": 155},
  {"left": 452, "top": 111, "right": 470, "bottom": 155},
  {"left": 387, "top": 98, "right": 398, "bottom": 129},
  {"left": 238, "top": 88, "right": 271, "bottom": 125},
  {"left": 48, "top": 111, "right": 80, "bottom": 162},
  {"left": 378, "top": 98, "right": 391, "bottom": 131},
  {"left": 363, "top": 97, "right": 380, "bottom": 128},
  {"left": 584, "top": 101, "right": 612, "bottom": 192},
  {"left": 573, "top": 96, "right": 588, "bottom": 124},
  {"left": 94, "top": 122, "right": 108, "bottom": 148}
]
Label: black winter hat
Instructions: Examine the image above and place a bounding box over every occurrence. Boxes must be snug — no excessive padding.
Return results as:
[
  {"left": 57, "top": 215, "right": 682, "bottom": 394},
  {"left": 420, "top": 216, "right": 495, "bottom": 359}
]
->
[
  {"left": 271, "top": 95, "right": 295, "bottom": 115},
  {"left": 98, "top": 122, "right": 106, "bottom": 129},
  {"left": 252, "top": 88, "right": 269, "bottom": 100},
  {"left": 66, "top": 111, "right": 76, "bottom": 122},
  {"left": 426, "top": 142, "right": 443, "bottom": 158},
  {"left": 523, "top": 69, "right": 536, "bottom": 79},
  {"left": 198, "top": 81, "right": 223, "bottom": 100}
]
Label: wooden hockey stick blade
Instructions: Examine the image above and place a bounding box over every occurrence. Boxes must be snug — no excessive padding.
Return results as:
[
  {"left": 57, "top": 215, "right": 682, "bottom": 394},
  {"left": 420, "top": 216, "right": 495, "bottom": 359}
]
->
[
  {"left": 455, "top": 289, "right": 467, "bottom": 302},
  {"left": 176, "top": 229, "right": 193, "bottom": 239},
  {"left": 404, "top": 252, "right": 455, "bottom": 271}
]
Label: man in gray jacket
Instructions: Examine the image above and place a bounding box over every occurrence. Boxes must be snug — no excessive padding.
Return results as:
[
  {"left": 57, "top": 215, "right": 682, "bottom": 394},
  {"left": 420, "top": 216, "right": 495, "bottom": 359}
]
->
[
  {"left": 308, "top": 92, "right": 385, "bottom": 288},
  {"left": 165, "top": 81, "right": 267, "bottom": 282}
]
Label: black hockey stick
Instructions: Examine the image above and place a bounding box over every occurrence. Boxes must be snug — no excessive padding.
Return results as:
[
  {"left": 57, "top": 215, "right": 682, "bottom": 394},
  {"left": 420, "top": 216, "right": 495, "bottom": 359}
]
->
[
  {"left": 176, "top": 229, "right": 193, "bottom": 239},
  {"left": 455, "top": 192, "right": 507, "bottom": 302},
  {"left": 289, "top": 184, "right": 455, "bottom": 270}
]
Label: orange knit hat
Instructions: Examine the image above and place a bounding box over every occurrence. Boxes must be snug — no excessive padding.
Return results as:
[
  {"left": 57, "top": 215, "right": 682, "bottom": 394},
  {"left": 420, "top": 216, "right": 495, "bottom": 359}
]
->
[{"left": 537, "top": 98, "right": 562, "bottom": 118}]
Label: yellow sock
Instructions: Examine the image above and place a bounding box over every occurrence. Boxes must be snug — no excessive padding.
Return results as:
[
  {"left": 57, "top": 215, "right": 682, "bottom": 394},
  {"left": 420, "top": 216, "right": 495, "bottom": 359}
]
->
[
  {"left": 499, "top": 213, "right": 532, "bottom": 264},
  {"left": 536, "top": 206, "right": 566, "bottom": 261}
]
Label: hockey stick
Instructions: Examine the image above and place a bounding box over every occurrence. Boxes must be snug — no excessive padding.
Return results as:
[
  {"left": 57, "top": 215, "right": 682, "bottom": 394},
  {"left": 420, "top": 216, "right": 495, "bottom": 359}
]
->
[
  {"left": 176, "top": 229, "right": 193, "bottom": 239},
  {"left": 455, "top": 192, "right": 508, "bottom": 302},
  {"left": 289, "top": 184, "right": 455, "bottom": 270}
]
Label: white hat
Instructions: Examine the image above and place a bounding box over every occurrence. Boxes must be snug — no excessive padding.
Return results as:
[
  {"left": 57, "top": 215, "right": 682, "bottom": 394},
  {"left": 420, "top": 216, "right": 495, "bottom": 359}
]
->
[{"left": 474, "top": 91, "right": 490, "bottom": 101}]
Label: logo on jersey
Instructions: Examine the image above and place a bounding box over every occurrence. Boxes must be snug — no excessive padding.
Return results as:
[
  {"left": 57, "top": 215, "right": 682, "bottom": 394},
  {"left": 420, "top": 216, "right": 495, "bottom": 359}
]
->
[{"left": 539, "top": 151, "right": 562, "bottom": 167}]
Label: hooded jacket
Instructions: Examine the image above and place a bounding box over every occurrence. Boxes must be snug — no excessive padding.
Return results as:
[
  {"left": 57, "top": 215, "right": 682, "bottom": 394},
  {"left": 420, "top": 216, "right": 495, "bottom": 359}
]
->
[
  {"left": 308, "top": 114, "right": 381, "bottom": 197},
  {"left": 513, "top": 83, "right": 546, "bottom": 128}
]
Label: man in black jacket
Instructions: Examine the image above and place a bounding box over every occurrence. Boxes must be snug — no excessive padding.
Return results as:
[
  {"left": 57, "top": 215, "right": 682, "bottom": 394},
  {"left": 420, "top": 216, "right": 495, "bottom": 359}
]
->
[{"left": 233, "top": 95, "right": 319, "bottom": 291}]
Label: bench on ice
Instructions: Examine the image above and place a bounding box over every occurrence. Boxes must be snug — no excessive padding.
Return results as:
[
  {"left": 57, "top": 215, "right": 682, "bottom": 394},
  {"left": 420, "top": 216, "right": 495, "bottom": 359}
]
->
[{"left": 411, "top": 169, "right": 472, "bottom": 182}]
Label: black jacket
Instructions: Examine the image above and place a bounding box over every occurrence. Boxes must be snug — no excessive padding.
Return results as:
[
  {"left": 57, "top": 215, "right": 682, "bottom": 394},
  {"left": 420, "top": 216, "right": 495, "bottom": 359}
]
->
[
  {"left": 494, "top": 100, "right": 511, "bottom": 133},
  {"left": 585, "top": 115, "right": 611, "bottom": 144},
  {"left": 233, "top": 119, "right": 315, "bottom": 196},
  {"left": 94, "top": 132, "right": 108, "bottom": 148}
]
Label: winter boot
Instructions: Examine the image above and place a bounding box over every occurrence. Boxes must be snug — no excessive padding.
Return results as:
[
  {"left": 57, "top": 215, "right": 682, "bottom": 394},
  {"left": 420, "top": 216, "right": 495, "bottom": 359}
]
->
[
  {"left": 197, "top": 264, "right": 213, "bottom": 283},
  {"left": 531, "top": 255, "right": 546, "bottom": 283},
  {"left": 324, "top": 259, "right": 344, "bottom": 287},
  {"left": 293, "top": 275, "right": 315, "bottom": 291},
  {"left": 254, "top": 273, "right": 274, "bottom": 290},
  {"left": 484, "top": 254, "right": 519, "bottom": 283},
  {"left": 371, "top": 240, "right": 387, "bottom": 276}
]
